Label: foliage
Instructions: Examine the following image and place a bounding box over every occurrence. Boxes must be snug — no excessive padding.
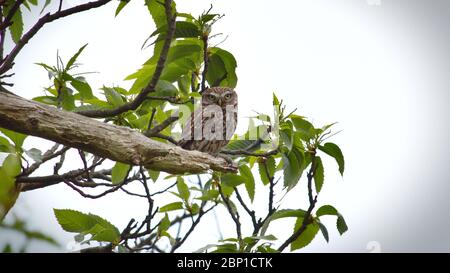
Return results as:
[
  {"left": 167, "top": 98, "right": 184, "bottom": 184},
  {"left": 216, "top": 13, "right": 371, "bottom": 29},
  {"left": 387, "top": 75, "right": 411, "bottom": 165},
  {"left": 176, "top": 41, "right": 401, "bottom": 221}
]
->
[{"left": 0, "top": 0, "right": 347, "bottom": 253}]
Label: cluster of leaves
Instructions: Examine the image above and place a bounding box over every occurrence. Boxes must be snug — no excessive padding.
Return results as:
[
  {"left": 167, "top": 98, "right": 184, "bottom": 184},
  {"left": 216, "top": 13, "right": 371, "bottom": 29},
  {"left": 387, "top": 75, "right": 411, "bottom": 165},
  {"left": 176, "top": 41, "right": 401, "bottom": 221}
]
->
[{"left": 0, "top": 0, "right": 348, "bottom": 253}]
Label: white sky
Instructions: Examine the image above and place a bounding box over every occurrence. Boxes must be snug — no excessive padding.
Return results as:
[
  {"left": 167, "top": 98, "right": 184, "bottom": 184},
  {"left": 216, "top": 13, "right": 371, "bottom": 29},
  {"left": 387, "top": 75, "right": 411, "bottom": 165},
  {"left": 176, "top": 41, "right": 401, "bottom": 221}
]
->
[{"left": 1, "top": 0, "right": 450, "bottom": 252}]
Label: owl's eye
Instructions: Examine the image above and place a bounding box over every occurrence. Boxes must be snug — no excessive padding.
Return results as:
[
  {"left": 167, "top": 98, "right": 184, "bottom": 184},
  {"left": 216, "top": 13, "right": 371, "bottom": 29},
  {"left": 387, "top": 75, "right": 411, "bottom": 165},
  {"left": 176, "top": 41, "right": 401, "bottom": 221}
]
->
[
  {"left": 207, "top": 94, "right": 216, "bottom": 101},
  {"left": 224, "top": 93, "right": 232, "bottom": 100}
]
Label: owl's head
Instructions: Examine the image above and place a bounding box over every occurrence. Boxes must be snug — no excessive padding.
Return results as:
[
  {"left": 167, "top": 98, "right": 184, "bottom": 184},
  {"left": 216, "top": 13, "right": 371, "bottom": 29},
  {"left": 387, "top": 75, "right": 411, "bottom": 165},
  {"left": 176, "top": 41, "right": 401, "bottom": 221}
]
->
[{"left": 202, "top": 87, "right": 237, "bottom": 108}]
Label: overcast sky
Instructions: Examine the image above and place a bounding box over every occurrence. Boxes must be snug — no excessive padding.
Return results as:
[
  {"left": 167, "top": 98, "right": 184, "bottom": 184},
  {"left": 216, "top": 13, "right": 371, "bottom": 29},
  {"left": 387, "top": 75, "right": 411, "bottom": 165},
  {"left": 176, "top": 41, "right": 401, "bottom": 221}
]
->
[{"left": 1, "top": 0, "right": 450, "bottom": 252}]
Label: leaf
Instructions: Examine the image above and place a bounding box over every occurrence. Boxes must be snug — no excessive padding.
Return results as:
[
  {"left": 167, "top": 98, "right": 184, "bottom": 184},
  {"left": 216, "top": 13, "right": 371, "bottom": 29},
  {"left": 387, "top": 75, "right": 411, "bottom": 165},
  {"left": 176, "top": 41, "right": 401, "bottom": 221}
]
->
[
  {"left": 259, "top": 209, "right": 307, "bottom": 236},
  {"left": 208, "top": 47, "right": 238, "bottom": 88},
  {"left": 282, "top": 147, "right": 304, "bottom": 190},
  {"left": 111, "top": 162, "right": 130, "bottom": 184},
  {"left": 239, "top": 165, "right": 255, "bottom": 202},
  {"left": 258, "top": 157, "right": 275, "bottom": 185},
  {"left": 159, "top": 202, "right": 184, "bottom": 212},
  {"left": 291, "top": 218, "right": 320, "bottom": 251},
  {"left": 221, "top": 174, "right": 244, "bottom": 188},
  {"left": 2, "top": 154, "right": 21, "bottom": 177},
  {"left": 7, "top": 4, "right": 23, "bottom": 43},
  {"left": 155, "top": 80, "right": 178, "bottom": 97},
  {"left": 148, "top": 169, "right": 160, "bottom": 182},
  {"left": 314, "top": 156, "right": 324, "bottom": 193},
  {"left": 149, "top": 21, "right": 201, "bottom": 43},
  {"left": 33, "top": 96, "right": 59, "bottom": 106},
  {"left": 103, "top": 86, "right": 125, "bottom": 107},
  {"left": 25, "top": 148, "right": 43, "bottom": 163},
  {"left": 66, "top": 44, "right": 88, "bottom": 71},
  {"left": 318, "top": 142, "right": 345, "bottom": 176},
  {"left": 0, "top": 136, "right": 13, "bottom": 153},
  {"left": 316, "top": 205, "right": 348, "bottom": 236},
  {"left": 337, "top": 215, "right": 348, "bottom": 235},
  {"left": 176, "top": 177, "right": 190, "bottom": 201},
  {"left": 0, "top": 128, "right": 27, "bottom": 148},
  {"left": 145, "top": 0, "right": 176, "bottom": 28},
  {"left": 158, "top": 213, "right": 171, "bottom": 235},
  {"left": 53, "top": 209, "right": 120, "bottom": 243},
  {"left": 318, "top": 222, "right": 329, "bottom": 243},
  {"left": 291, "top": 115, "right": 315, "bottom": 141},
  {"left": 54, "top": 209, "right": 97, "bottom": 233},
  {"left": 115, "top": 0, "right": 129, "bottom": 17},
  {"left": 316, "top": 205, "right": 339, "bottom": 217},
  {"left": 195, "top": 189, "right": 219, "bottom": 201},
  {"left": 248, "top": 234, "right": 277, "bottom": 241},
  {"left": 70, "top": 77, "right": 94, "bottom": 100}
]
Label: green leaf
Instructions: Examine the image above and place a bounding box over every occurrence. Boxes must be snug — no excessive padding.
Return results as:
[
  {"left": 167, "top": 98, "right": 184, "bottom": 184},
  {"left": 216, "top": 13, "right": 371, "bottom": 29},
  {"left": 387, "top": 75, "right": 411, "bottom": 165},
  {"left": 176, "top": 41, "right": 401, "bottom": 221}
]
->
[
  {"left": 111, "top": 162, "right": 130, "bottom": 184},
  {"left": 291, "top": 218, "right": 320, "bottom": 251},
  {"left": 66, "top": 44, "right": 88, "bottom": 71},
  {"left": 248, "top": 234, "right": 277, "bottom": 241},
  {"left": 0, "top": 128, "right": 27, "bottom": 148},
  {"left": 314, "top": 156, "right": 324, "bottom": 193},
  {"left": 115, "top": 0, "right": 129, "bottom": 17},
  {"left": 239, "top": 165, "right": 255, "bottom": 202},
  {"left": 158, "top": 213, "right": 171, "bottom": 235},
  {"left": 33, "top": 96, "right": 59, "bottom": 106},
  {"left": 221, "top": 174, "right": 244, "bottom": 188},
  {"left": 318, "top": 142, "right": 345, "bottom": 176},
  {"left": 25, "top": 148, "right": 43, "bottom": 163},
  {"left": 149, "top": 21, "right": 201, "bottom": 43},
  {"left": 2, "top": 154, "right": 21, "bottom": 177},
  {"left": 176, "top": 177, "right": 190, "bottom": 201},
  {"left": 0, "top": 136, "right": 13, "bottom": 153},
  {"left": 145, "top": 0, "right": 176, "bottom": 28},
  {"left": 53, "top": 209, "right": 97, "bottom": 233},
  {"left": 155, "top": 80, "right": 178, "bottom": 97},
  {"left": 273, "top": 93, "right": 280, "bottom": 106},
  {"left": 271, "top": 209, "right": 307, "bottom": 220},
  {"left": 7, "top": 5, "right": 23, "bottom": 43},
  {"left": 318, "top": 222, "right": 329, "bottom": 243},
  {"left": 102, "top": 87, "right": 125, "bottom": 107},
  {"left": 148, "top": 169, "right": 160, "bottom": 182},
  {"left": 282, "top": 147, "right": 304, "bottom": 190},
  {"left": 208, "top": 47, "right": 238, "bottom": 88},
  {"left": 195, "top": 189, "right": 219, "bottom": 201},
  {"left": 70, "top": 77, "right": 94, "bottom": 100},
  {"left": 258, "top": 157, "right": 275, "bottom": 185},
  {"left": 316, "top": 205, "right": 339, "bottom": 217},
  {"left": 291, "top": 115, "right": 315, "bottom": 141},
  {"left": 159, "top": 202, "right": 184, "bottom": 212},
  {"left": 337, "top": 215, "right": 348, "bottom": 235},
  {"left": 53, "top": 209, "right": 120, "bottom": 243}
]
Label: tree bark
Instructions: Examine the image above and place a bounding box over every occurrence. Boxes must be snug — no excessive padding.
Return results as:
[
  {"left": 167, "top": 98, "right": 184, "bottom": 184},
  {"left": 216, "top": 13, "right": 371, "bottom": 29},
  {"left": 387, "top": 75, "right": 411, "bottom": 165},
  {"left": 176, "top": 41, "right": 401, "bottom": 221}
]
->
[{"left": 0, "top": 92, "right": 235, "bottom": 174}]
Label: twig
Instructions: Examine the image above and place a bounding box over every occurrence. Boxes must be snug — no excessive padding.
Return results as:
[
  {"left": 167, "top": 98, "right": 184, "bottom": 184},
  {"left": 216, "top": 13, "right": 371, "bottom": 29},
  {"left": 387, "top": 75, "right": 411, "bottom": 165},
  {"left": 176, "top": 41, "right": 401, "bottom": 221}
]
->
[
  {"left": 200, "top": 35, "right": 209, "bottom": 92},
  {"left": 234, "top": 188, "right": 258, "bottom": 233},
  {"left": 218, "top": 184, "right": 242, "bottom": 241},
  {"left": 144, "top": 115, "right": 179, "bottom": 136}
]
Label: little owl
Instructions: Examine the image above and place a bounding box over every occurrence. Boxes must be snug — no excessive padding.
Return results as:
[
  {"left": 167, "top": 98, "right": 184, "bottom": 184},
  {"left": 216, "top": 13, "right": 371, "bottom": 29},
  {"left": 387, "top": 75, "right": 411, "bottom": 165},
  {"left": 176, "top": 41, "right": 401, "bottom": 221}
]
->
[{"left": 178, "top": 87, "right": 238, "bottom": 155}]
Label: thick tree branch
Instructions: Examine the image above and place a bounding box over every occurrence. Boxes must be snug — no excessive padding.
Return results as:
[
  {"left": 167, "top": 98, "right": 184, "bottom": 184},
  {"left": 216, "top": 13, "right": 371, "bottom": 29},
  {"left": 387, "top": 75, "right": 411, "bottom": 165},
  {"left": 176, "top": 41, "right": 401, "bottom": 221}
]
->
[{"left": 0, "top": 91, "right": 236, "bottom": 174}]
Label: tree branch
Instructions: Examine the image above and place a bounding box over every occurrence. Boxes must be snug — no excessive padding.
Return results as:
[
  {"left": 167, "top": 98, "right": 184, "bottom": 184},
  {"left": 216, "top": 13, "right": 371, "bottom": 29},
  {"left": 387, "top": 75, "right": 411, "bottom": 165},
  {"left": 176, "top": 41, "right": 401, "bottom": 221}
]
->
[
  {"left": 0, "top": 0, "right": 113, "bottom": 75},
  {"left": 76, "top": 0, "right": 176, "bottom": 118},
  {"left": 0, "top": 91, "right": 236, "bottom": 174}
]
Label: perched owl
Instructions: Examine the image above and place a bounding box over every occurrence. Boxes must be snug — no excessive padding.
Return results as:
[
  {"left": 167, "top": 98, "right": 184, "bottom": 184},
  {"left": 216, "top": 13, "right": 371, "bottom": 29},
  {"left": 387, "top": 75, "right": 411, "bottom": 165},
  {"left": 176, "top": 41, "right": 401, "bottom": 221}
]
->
[{"left": 178, "top": 87, "right": 238, "bottom": 155}]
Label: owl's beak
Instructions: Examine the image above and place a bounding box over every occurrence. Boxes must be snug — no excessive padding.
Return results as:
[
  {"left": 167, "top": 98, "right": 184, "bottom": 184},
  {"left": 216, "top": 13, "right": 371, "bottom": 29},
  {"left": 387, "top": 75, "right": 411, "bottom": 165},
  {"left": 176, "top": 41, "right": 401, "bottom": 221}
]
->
[{"left": 217, "top": 98, "right": 223, "bottom": 106}]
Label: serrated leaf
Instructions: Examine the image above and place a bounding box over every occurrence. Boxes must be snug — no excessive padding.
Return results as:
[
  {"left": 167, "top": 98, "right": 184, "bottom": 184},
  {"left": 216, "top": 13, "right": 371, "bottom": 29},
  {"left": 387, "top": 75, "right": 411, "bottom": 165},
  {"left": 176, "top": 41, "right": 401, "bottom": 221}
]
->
[
  {"left": 337, "top": 215, "right": 348, "bottom": 235},
  {"left": 176, "top": 177, "right": 190, "bottom": 201},
  {"left": 239, "top": 165, "right": 255, "bottom": 202},
  {"left": 159, "top": 201, "right": 184, "bottom": 212},
  {"left": 316, "top": 205, "right": 339, "bottom": 217},
  {"left": 258, "top": 157, "right": 275, "bottom": 185},
  {"left": 314, "top": 156, "right": 324, "bottom": 193},
  {"left": 221, "top": 174, "right": 244, "bottom": 188},
  {"left": 8, "top": 5, "right": 23, "bottom": 43},
  {"left": 318, "top": 142, "right": 345, "bottom": 176},
  {"left": 291, "top": 219, "right": 320, "bottom": 251},
  {"left": 158, "top": 213, "right": 170, "bottom": 235},
  {"left": 111, "top": 162, "right": 130, "bottom": 184}
]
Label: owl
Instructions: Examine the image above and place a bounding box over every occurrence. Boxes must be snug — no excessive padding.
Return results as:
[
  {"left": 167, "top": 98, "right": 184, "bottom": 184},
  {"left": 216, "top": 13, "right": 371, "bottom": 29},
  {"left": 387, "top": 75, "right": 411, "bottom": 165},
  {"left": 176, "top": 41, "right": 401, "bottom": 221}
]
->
[{"left": 178, "top": 87, "right": 238, "bottom": 155}]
